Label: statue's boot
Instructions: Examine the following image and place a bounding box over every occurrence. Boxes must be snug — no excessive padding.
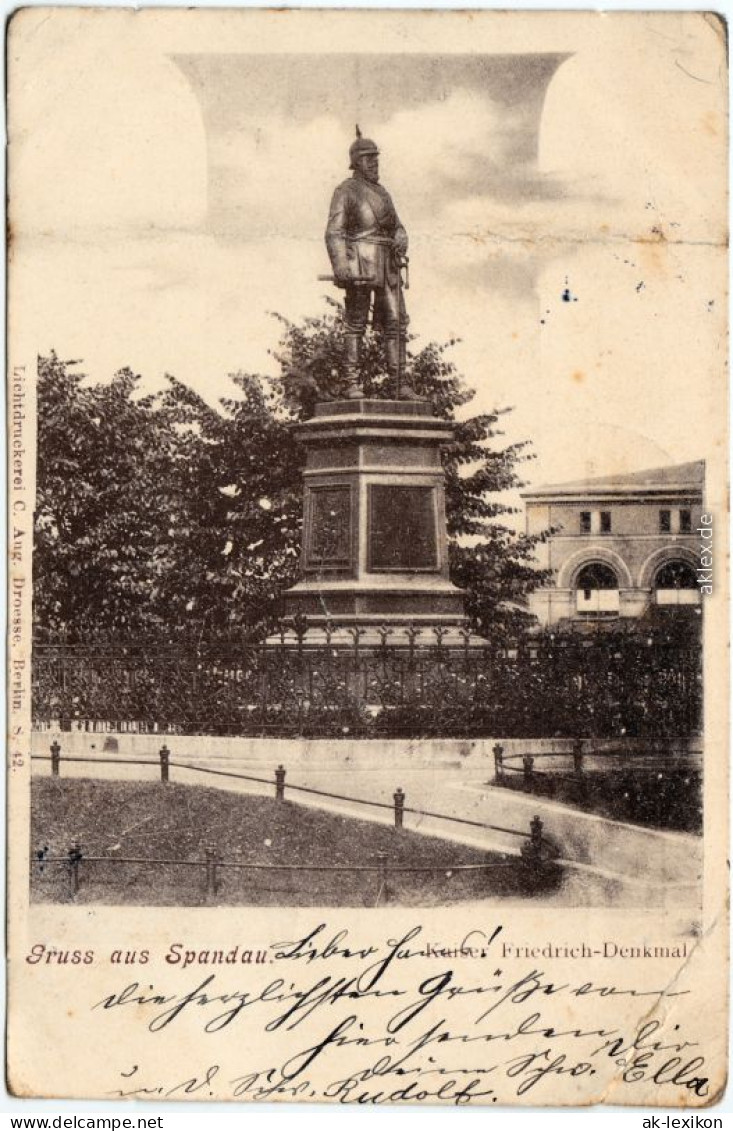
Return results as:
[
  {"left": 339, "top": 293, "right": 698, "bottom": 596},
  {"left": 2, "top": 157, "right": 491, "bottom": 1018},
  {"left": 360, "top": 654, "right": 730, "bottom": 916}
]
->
[
  {"left": 386, "top": 337, "right": 423, "bottom": 400},
  {"left": 344, "top": 333, "right": 365, "bottom": 399}
]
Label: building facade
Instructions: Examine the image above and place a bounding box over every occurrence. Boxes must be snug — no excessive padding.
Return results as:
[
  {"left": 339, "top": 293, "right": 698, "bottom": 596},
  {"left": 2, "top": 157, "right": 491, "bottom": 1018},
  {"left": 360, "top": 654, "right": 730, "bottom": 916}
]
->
[{"left": 523, "top": 461, "right": 704, "bottom": 628}]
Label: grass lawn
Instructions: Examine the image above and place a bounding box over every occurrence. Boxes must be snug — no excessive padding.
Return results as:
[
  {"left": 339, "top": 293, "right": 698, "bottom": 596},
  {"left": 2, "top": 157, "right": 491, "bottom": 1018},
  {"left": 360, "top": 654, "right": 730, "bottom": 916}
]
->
[
  {"left": 496, "top": 767, "right": 702, "bottom": 834},
  {"left": 31, "top": 777, "right": 562, "bottom": 907}
]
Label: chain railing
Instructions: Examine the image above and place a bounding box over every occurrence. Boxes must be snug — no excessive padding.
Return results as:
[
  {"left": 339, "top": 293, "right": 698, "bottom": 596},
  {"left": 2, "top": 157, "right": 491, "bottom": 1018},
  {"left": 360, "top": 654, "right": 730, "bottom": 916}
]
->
[
  {"left": 32, "top": 843, "right": 555, "bottom": 906},
  {"left": 34, "top": 743, "right": 540, "bottom": 845},
  {"left": 31, "top": 745, "right": 558, "bottom": 904}
]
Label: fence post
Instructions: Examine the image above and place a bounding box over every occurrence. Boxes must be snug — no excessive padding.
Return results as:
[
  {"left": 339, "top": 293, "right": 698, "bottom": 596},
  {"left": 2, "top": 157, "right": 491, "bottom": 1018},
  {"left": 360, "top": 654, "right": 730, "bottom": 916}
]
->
[
  {"left": 572, "top": 739, "right": 584, "bottom": 778},
  {"left": 293, "top": 613, "right": 307, "bottom": 659},
  {"left": 520, "top": 815, "right": 545, "bottom": 879},
  {"left": 159, "top": 744, "right": 170, "bottom": 783},
  {"left": 375, "top": 851, "right": 389, "bottom": 905},
  {"left": 275, "top": 764, "right": 286, "bottom": 801},
  {"left": 67, "top": 843, "right": 82, "bottom": 896},
  {"left": 204, "top": 843, "right": 219, "bottom": 898},
  {"left": 50, "top": 740, "right": 61, "bottom": 777},
  {"left": 393, "top": 787, "right": 405, "bottom": 828},
  {"left": 493, "top": 743, "right": 504, "bottom": 782},
  {"left": 522, "top": 753, "right": 534, "bottom": 787},
  {"left": 406, "top": 623, "right": 418, "bottom": 671},
  {"left": 530, "top": 814, "right": 543, "bottom": 857}
]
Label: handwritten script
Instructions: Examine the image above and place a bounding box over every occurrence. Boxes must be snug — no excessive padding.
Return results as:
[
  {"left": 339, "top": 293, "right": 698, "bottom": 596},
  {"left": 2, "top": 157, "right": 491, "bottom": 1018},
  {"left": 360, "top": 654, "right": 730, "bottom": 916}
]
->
[{"left": 95, "top": 923, "right": 707, "bottom": 1105}]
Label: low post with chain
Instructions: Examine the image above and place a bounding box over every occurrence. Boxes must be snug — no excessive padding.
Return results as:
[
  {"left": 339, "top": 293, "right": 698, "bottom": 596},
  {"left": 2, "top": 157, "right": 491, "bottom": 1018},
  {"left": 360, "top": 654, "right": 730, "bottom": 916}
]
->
[
  {"left": 375, "top": 851, "right": 389, "bottom": 905},
  {"left": 204, "top": 844, "right": 219, "bottom": 898},
  {"left": 393, "top": 787, "right": 405, "bottom": 829},
  {"left": 67, "top": 843, "right": 83, "bottom": 897}
]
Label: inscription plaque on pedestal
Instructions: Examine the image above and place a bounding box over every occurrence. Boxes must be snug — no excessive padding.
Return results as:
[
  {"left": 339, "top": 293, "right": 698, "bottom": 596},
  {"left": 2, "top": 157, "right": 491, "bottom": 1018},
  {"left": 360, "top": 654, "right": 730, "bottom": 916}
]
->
[
  {"left": 368, "top": 484, "right": 438, "bottom": 571},
  {"left": 306, "top": 485, "right": 352, "bottom": 567}
]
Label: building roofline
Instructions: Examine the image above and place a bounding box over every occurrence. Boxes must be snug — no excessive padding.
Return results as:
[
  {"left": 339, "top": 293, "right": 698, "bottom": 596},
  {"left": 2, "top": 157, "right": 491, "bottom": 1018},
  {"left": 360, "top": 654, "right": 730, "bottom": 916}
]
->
[
  {"left": 521, "top": 460, "right": 705, "bottom": 501},
  {"left": 522, "top": 486, "right": 703, "bottom": 502}
]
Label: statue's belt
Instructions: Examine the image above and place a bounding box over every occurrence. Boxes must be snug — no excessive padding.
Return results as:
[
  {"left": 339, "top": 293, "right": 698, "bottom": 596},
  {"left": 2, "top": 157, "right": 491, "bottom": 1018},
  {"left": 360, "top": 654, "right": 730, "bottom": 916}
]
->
[{"left": 345, "top": 234, "right": 395, "bottom": 246}]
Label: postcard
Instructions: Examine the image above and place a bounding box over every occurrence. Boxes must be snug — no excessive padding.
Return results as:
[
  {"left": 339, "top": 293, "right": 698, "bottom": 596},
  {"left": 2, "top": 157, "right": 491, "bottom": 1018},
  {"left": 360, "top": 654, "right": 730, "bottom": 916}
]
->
[{"left": 7, "top": 8, "right": 728, "bottom": 1107}]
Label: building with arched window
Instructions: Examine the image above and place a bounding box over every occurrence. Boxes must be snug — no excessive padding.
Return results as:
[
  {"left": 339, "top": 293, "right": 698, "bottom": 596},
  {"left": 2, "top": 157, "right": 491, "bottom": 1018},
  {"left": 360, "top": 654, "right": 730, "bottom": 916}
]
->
[{"left": 522, "top": 461, "right": 704, "bottom": 627}]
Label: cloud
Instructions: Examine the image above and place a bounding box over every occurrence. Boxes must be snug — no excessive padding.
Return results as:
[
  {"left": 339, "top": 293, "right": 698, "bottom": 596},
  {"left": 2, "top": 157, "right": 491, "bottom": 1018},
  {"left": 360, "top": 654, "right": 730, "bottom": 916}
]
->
[
  {"left": 378, "top": 91, "right": 530, "bottom": 199},
  {"left": 208, "top": 113, "right": 345, "bottom": 238},
  {"left": 202, "top": 89, "right": 570, "bottom": 309},
  {"left": 207, "top": 90, "right": 561, "bottom": 243}
]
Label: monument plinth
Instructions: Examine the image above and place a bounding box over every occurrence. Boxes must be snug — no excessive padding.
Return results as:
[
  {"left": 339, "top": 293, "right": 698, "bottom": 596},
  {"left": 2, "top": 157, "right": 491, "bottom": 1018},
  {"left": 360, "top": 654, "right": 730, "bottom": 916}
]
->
[{"left": 277, "top": 398, "right": 484, "bottom": 647}]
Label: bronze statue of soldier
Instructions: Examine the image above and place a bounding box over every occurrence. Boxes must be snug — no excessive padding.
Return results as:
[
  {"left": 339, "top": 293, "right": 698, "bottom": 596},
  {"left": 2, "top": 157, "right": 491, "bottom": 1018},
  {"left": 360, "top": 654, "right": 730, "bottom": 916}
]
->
[{"left": 324, "top": 128, "right": 419, "bottom": 399}]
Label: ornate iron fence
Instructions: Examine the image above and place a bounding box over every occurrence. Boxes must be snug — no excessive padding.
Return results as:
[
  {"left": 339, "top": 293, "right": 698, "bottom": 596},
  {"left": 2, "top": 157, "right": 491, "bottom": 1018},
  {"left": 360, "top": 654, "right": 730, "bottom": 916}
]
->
[{"left": 31, "top": 627, "right": 701, "bottom": 739}]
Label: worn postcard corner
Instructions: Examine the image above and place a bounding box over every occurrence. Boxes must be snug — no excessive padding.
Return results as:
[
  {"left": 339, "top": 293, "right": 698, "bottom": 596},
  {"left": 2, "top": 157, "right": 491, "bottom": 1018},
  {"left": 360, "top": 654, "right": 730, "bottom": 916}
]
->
[{"left": 6, "top": 6, "right": 729, "bottom": 1109}]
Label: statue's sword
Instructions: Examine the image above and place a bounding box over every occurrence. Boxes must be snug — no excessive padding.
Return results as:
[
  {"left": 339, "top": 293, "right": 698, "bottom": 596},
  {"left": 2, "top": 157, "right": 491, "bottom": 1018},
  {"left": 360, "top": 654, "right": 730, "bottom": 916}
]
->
[
  {"left": 317, "top": 275, "right": 372, "bottom": 285},
  {"left": 395, "top": 253, "right": 409, "bottom": 400}
]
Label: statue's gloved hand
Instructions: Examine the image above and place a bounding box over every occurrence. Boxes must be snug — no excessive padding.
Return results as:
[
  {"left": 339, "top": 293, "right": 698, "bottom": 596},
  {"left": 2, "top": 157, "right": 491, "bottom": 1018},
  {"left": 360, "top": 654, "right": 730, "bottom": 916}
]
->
[{"left": 393, "top": 231, "right": 409, "bottom": 256}]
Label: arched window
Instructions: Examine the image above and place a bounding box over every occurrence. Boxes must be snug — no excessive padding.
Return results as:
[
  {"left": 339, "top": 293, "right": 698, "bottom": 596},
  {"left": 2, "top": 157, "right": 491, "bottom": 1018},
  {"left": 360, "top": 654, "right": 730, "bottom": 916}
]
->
[
  {"left": 654, "top": 560, "right": 699, "bottom": 605},
  {"left": 575, "top": 562, "right": 620, "bottom": 616}
]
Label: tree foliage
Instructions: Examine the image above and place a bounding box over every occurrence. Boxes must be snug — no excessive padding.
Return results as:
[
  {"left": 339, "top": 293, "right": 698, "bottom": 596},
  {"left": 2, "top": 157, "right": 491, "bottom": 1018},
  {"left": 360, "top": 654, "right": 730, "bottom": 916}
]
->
[
  {"left": 35, "top": 310, "right": 549, "bottom": 641},
  {"left": 36, "top": 354, "right": 179, "bottom": 636}
]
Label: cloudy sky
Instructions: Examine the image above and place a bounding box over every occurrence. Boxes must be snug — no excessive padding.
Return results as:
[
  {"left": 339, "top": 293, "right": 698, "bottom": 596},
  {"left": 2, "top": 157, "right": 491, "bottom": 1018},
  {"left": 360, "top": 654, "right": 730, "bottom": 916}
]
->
[{"left": 9, "top": 9, "right": 727, "bottom": 498}]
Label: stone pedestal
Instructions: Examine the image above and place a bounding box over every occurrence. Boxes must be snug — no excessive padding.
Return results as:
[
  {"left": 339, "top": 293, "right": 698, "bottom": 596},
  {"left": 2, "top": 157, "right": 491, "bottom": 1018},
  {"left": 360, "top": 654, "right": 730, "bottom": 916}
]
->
[{"left": 275, "top": 399, "right": 485, "bottom": 647}]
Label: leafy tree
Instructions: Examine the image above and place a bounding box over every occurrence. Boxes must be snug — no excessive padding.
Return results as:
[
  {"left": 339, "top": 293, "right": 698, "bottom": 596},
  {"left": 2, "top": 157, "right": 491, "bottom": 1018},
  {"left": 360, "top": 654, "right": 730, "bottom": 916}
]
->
[
  {"left": 35, "top": 310, "right": 549, "bottom": 641},
  {"left": 34, "top": 353, "right": 181, "bottom": 637},
  {"left": 154, "top": 372, "right": 302, "bottom": 635},
  {"left": 34, "top": 356, "right": 303, "bottom": 639}
]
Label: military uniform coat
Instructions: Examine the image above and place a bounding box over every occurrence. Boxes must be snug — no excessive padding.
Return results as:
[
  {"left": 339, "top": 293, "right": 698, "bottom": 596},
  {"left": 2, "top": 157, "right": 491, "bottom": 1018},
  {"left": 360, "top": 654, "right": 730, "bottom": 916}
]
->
[{"left": 325, "top": 173, "right": 407, "bottom": 289}]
